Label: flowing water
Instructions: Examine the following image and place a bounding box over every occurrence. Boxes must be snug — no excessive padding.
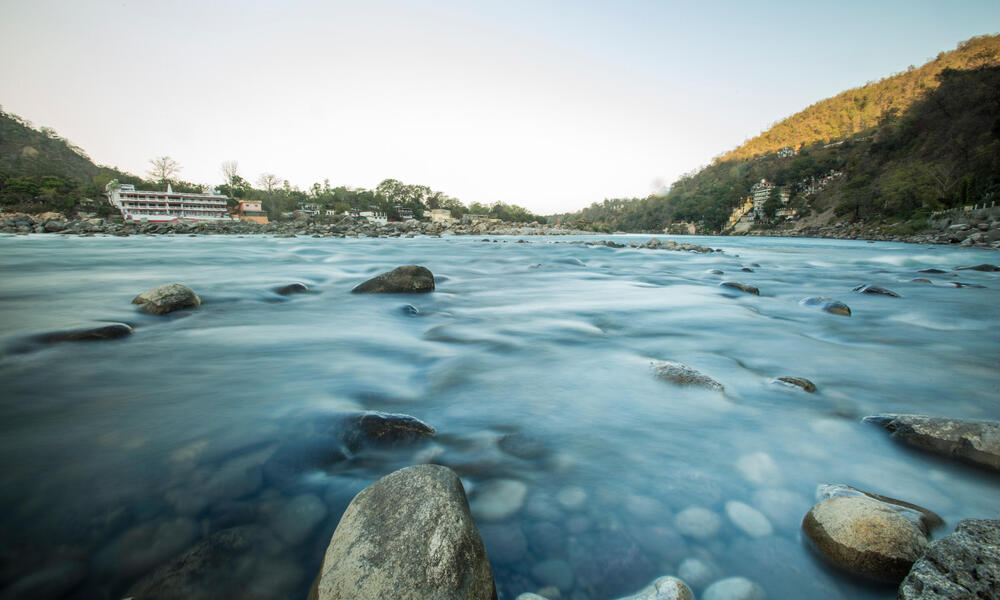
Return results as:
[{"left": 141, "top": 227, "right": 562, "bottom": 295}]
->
[{"left": 0, "top": 233, "right": 997, "bottom": 600}]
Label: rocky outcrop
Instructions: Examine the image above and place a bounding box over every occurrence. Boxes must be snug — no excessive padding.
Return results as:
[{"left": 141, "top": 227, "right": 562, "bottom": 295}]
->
[
  {"left": 719, "top": 281, "right": 760, "bottom": 295},
  {"left": 312, "top": 464, "right": 496, "bottom": 600},
  {"left": 36, "top": 322, "right": 133, "bottom": 343},
  {"left": 132, "top": 283, "right": 201, "bottom": 315},
  {"left": 351, "top": 265, "right": 435, "bottom": 294},
  {"left": 898, "top": 519, "right": 1000, "bottom": 599},
  {"left": 651, "top": 361, "right": 724, "bottom": 391},
  {"left": 863, "top": 414, "right": 1000, "bottom": 471},
  {"left": 799, "top": 297, "right": 851, "bottom": 316},
  {"left": 774, "top": 376, "right": 817, "bottom": 392},
  {"left": 801, "top": 495, "right": 928, "bottom": 582}
]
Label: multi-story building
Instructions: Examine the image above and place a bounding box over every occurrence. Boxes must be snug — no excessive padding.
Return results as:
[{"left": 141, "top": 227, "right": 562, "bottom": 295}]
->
[
  {"left": 105, "top": 182, "right": 232, "bottom": 222},
  {"left": 751, "top": 179, "right": 774, "bottom": 215}
]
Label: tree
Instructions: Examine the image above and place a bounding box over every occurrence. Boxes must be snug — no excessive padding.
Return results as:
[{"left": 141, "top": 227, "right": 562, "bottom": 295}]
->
[
  {"left": 148, "top": 156, "right": 181, "bottom": 190},
  {"left": 220, "top": 161, "right": 242, "bottom": 199},
  {"left": 256, "top": 173, "right": 281, "bottom": 194}
]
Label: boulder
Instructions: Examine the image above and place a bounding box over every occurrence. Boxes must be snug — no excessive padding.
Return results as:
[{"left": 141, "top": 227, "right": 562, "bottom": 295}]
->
[
  {"left": 862, "top": 414, "right": 1000, "bottom": 471},
  {"left": 801, "top": 495, "right": 927, "bottom": 582},
  {"left": 36, "top": 322, "right": 133, "bottom": 343},
  {"left": 274, "top": 282, "right": 309, "bottom": 295},
  {"left": 955, "top": 263, "right": 999, "bottom": 271},
  {"left": 341, "top": 411, "right": 436, "bottom": 451},
  {"left": 313, "top": 464, "right": 496, "bottom": 600},
  {"left": 719, "top": 281, "right": 760, "bottom": 295},
  {"left": 132, "top": 283, "right": 201, "bottom": 315},
  {"left": 774, "top": 376, "right": 816, "bottom": 393},
  {"left": 814, "top": 483, "right": 943, "bottom": 533},
  {"left": 898, "top": 519, "right": 1000, "bottom": 599},
  {"left": 799, "top": 297, "right": 851, "bottom": 316},
  {"left": 351, "top": 265, "right": 435, "bottom": 294},
  {"left": 614, "top": 575, "right": 694, "bottom": 600},
  {"left": 851, "top": 284, "right": 900, "bottom": 297},
  {"left": 651, "top": 361, "right": 724, "bottom": 391}
]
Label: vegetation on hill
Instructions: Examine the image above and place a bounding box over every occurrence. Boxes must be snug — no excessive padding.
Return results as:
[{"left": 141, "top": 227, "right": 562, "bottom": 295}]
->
[
  {"left": 552, "top": 35, "right": 1000, "bottom": 234},
  {"left": 0, "top": 110, "right": 540, "bottom": 223}
]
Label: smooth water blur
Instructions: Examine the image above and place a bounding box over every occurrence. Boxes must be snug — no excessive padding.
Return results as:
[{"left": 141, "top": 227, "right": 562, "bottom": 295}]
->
[{"left": 0, "top": 233, "right": 997, "bottom": 599}]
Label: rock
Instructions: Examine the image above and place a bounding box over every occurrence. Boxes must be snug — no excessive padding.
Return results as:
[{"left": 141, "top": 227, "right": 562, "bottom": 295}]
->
[
  {"left": 556, "top": 486, "right": 587, "bottom": 510},
  {"left": 651, "top": 361, "right": 724, "bottom": 391},
  {"left": 479, "top": 523, "right": 527, "bottom": 564},
  {"left": 898, "top": 519, "right": 1000, "bottom": 599},
  {"left": 132, "top": 283, "right": 201, "bottom": 315},
  {"left": 469, "top": 479, "right": 528, "bottom": 521},
  {"left": 735, "top": 452, "right": 781, "bottom": 486},
  {"left": 572, "top": 530, "right": 656, "bottom": 598},
  {"left": 125, "top": 525, "right": 287, "bottom": 600},
  {"left": 625, "top": 494, "right": 665, "bottom": 520},
  {"left": 851, "top": 284, "right": 900, "bottom": 297},
  {"left": 351, "top": 265, "right": 435, "bottom": 294},
  {"left": 706, "top": 269, "right": 724, "bottom": 275},
  {"left": 341, "top": 411, "right": 436, "bottom": 450},
  {"left": 498, "top": 432, "right": 547, "bottom": 460},
  {"left": 773, "top": 376, "right": 816, "bottom": 393},
  {"left": 531, "top": 559, "right": 574, "bottom": 591},
  {"left": 678, "top": 557, "right": 718, "bottom": 589},
  {"left": 614, "top": 575, "right": 694, "bottom": 600},
  {"left": 799, "top": 297, "right": 851, "bottom": 316},
  {"left": 94, "top": 517, "right": 199, "bottom": 579},
  {"left": 862, "top": 414, "right": 1000, "bottom": 471},
  {"left": 719, "top": 281, "right": 759, "bottom": 295},
  {"left": 911, "top": 278, "right": 932, "bottom": 284},
  {"left": 313, "top": 464, "right": 495, "bottom": 600},
  {"left": 270, "top": 493, "right": 327, "bottom": 545},
  {"left": 516, "top": 594, "right": 550, "bottom": 600},
  {"left": 400, "top": 304, "right": 420, "bottom": 315},
  {"left": 955, "top": 263, "right": 999, "bottom": 271},
  {"left": 801, "top": 495, "right": 927, "bottom": 582},
  {"left": 36, "top": 322, "right": 133, "bottom": 343},
  {"left": 917, "top": 268, "right": 948, "bottom": 274},
  {"left": 815, "top": 483, "right": 943, "bottom": 533},
  {"left": 274, "top": 282, "right": 309, "bottom": 295},
  {"left": 674, "top": 506, "right": 721, "bottom": 540},
  {"left": 724, "top": 501, "right": 773, "bottom": 537},
  {"left": 701, "top": 577, "right": 766, "bottom": 600}
]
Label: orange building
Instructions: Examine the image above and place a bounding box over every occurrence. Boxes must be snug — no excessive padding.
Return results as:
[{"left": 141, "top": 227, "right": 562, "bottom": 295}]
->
[{"left": 235, "top": 200, "right": 269, "bottom": 224}]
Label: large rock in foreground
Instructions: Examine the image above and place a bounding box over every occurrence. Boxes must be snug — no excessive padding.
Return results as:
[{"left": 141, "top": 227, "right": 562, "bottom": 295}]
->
[
  {"left": 899, "top": 519, "right": 1000, "bottom": 599},
  {"left": 863, "top": 414, "right": 1000, "bottom": 471},
  {"left": 351, "top": 265, "right": 435, "bottom": 294},
  {"left": 132, "top": 283, "right": 201, "bottom": 314},
  {"left": 313, "top": 464, "right": 496, "bottom": 600},
  {"left": 801, "top": 495, "right": 928, "bottom": 582}
]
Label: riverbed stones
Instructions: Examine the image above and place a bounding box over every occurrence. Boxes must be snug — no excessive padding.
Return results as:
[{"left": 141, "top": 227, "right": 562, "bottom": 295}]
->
[
  {"left": 799, "top": 296, "right": 851, "bottom": 316},
  {"left": 615, "top": 575, "right": 694, "bottom": 600},
  {"left": 674, "top": 506, "right": 722, "bottom": 539},
  {"left": 556, "top": 486, "right": 587, "bottom": 510},
  {"left": 274, "top": 282, "right": 309, "bottom": 295},
  {"left": 313, "top": 464, "right": 496, "bottom": 600},
  {"left": 37, "top": 322, "right": 133, "bottom": 343},
  {"left": 351, "top": 265, "right": 435, "bottom": 293},
  {"left": 774, "top": 376, "right": 816, "bottom": 392},
  {"left": 801, "top": 495, "right": 928, "bottom": 582},
  {"left": 531, "top": 558, "right": 574, "bottom": 591},
  {"left": 651, "top": 361, "right": 724, "bottom": 391},
  {"left": 270, "top": 493, "right": 327, "bottom": 545},
  {"left": 719, "top": 281, "right": 759, "bottom": 295},
  {"left": 862, "top": 414, "right": 1000, "bottom": 471},
  {"left": 702, "top": 576, "right": 766, "bottom": 600},
  {"left": 132, "top": 283, "right": 201, "bottom": 314},
  {"left": 898, "top": 519, "right": 1000, "bottom": 600},
  {"left": 725, "top": 501, "right": 773, "bottom": 538},
  {"left": 851, "top": 284, "right": 900, "bottom": 297},
  {"left": 469, "top": 478, "right": 528, "bottom": 521},
  {"left": 735, "top": 452, "right": 782, "bottom": 486}
]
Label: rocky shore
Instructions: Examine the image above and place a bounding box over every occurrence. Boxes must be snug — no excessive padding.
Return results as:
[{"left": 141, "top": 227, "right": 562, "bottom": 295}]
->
[{"left": 741, "top": 214, "right": 1000, "bottom": 249}]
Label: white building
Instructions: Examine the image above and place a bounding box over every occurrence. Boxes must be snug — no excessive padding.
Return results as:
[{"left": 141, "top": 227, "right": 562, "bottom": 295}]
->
[
  {"left": 105, "top": 182, "right": 231, "bottom": 222},
  {"left": 750, "top": 179, "right": 774, "bottom": 215},
  {"left": 428, "top": 208, "right": 455, "bottom": 224}
]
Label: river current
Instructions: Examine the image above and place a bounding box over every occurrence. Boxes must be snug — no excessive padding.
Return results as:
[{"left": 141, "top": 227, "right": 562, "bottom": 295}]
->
[{"left": 0, "top": 233, "right": 997, "bottom": 600}]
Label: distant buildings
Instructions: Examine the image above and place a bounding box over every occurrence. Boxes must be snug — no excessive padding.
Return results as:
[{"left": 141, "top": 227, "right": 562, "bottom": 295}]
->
[
  {"left": 235, "top": 199, "right": 268, "bottom": 224},
  {"left": 777, "top": 146, "right": 799, "bottom": 158},
  {"left": 751, "top": 179, "right": 775, "bottom": 215},
  {"left": 428, "top": 208, "right": 455, "bottom": 224}
]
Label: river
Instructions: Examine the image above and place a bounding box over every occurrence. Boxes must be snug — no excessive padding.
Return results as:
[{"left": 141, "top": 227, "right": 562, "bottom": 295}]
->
[{"left": 0, "top": 233, "right": 997, "bottom": 599}]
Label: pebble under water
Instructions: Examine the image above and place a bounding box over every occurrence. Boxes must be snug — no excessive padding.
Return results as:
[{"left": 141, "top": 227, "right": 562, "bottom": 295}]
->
[{"left": 0, "top": 233, "right": 997, "bottom": 600}]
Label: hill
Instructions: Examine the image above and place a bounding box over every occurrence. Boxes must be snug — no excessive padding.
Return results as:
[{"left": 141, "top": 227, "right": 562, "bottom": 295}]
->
[{"left": 552, "top": 35, "right": 1000, "bottom": 234}]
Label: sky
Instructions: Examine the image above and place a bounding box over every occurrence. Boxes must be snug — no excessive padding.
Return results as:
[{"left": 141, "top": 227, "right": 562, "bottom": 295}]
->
[{"left": 1, "top": 1, "right": 998, "bottom": 214}]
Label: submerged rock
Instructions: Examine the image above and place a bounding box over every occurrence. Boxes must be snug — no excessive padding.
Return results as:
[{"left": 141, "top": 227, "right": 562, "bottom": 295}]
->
[
  {"left": 313, "top": 464, "right": 496, "bottom": 600},
  {"left": 614, "top": 575, "right": 694, "bottom": 600},
  {"left": 469, "top": 479, "right": 528, "bottom": 521},
  {"left": 674, "top": 506, "right": 721, "bottom": 540},
  {"left": 801, "top": 495, "right": 927, "bottom": 582},
  {"left": 799, "top": 297, "right": 851, "bottom": 316},
  {"left": 955, "top": 263, "right": 999, "bottom": 271},
  {"left": 851, "top": 284, "right": 900, "bottom": 297},
  {"left": 774, "top": 376, "right": 816, "bottom": 393},
  {"left": 351, "top": 265, "right": 435, "bottom": 293},
  {"left": 36, "top": 322, "right": 133, "bottom": 343},
  {"left": 898, "top": 519, "right": 1000, "bottom": 600},
  {"left": 701, "top": 577, "right": 766, "bottom": 600},
  {"left": 862, "top": 414, "right": 1000, "bottom": 471},
  {"left": 725, "top": 501, "right": 773, "bottom": 538},
  {"left": 719, "top": 281, "right": 760, "bottom": 295},
  {"left": 651, "top": 361, "right": 724, "bottom": 391},
  {"left": 132, "top": 283, "right": 201, "bottom": 315},
  {"left": 341, "top": 411, "right": 436, "bottom": 450},
  {"left": 274, "top": 282, "right": 309, "bottom": 295},
  {"left": 706, "top": 269, "right": 724, "bottom": 275},
  {"left": 917, "top": 268, "right": 948, "bottom": 274}
]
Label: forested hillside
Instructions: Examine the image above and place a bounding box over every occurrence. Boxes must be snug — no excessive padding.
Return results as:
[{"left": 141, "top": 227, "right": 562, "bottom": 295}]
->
[{"left": 552, "top": 35, "right": 1000, "bottom": 234}]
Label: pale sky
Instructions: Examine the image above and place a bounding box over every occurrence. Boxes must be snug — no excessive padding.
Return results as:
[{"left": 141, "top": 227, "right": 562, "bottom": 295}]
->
[{"left": 1, "top": 1, "right": 997, "bottom": 214}]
